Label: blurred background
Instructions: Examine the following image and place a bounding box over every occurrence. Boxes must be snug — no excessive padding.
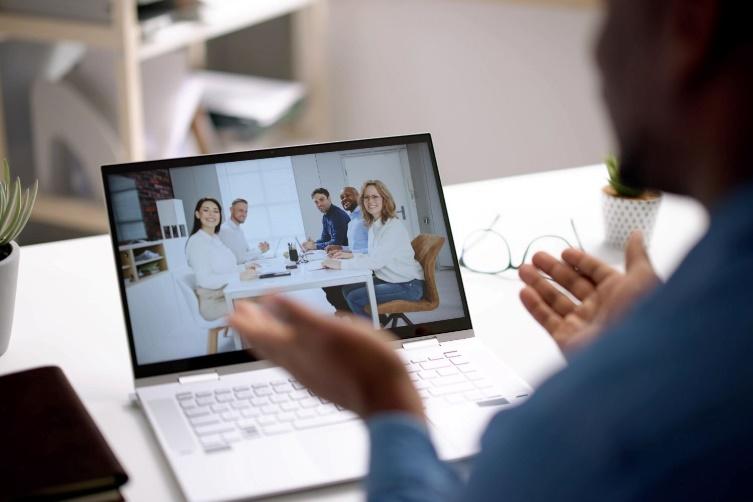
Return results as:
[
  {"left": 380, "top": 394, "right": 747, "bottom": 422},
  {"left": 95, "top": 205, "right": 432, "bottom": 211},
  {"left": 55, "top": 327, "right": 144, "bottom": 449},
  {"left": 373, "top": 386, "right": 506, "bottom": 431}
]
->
[{"left": 0, "top": 0, "right": 610, "bottom": 245}]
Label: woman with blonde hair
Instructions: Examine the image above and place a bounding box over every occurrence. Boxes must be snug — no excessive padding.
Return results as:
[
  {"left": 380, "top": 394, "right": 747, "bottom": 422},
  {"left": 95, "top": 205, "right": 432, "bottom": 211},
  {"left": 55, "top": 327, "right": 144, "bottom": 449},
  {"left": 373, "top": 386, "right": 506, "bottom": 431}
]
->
[{"left": 323, "top": 180, "right": 424, "bottom": 319}]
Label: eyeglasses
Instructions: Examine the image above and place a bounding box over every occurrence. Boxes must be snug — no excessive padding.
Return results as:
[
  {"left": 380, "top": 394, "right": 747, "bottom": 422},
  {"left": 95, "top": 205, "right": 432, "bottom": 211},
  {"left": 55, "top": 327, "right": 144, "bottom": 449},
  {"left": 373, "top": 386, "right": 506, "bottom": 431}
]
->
[{"left": 459, "top": 215, "right": 584, "bottom": 275}]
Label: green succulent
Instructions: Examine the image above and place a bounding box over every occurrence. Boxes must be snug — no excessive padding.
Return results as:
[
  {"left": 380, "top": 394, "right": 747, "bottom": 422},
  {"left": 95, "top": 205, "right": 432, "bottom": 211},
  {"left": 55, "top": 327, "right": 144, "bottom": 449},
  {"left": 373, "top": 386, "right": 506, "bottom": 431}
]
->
[
  {"left": 606, "top": 155, "right": 644, "bottom": 198},
  {"left": 0, "top": 159, "right": 38, "bottom": 247}
]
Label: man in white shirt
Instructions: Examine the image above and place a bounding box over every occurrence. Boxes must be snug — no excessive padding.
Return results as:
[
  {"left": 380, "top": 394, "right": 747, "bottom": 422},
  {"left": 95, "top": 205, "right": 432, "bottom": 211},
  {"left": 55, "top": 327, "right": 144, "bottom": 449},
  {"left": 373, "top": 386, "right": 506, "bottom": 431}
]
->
[{"left": 219, "top": 198, "right": 270, "bottom": 264}]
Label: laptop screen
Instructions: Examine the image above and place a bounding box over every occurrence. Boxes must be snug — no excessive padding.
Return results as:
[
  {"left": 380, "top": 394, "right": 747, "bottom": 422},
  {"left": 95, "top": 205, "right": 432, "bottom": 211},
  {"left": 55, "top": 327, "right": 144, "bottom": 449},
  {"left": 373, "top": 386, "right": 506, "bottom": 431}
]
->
[{"left": 103, "top": 134, "right": 472, "bottom": 378}]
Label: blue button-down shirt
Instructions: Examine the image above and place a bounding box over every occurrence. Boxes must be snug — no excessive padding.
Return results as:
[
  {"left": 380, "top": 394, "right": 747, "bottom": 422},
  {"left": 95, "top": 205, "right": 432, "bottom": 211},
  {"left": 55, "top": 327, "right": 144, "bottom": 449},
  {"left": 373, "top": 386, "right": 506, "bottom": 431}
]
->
[
  {"left": 366, "top": 180, "right": 753, "bottom": 501},
  {"left": 344, "top": 207, "right": 369, "bottom": 254},
  {"left": 316, "top": 204, "right": 350, "bottom": 250}
]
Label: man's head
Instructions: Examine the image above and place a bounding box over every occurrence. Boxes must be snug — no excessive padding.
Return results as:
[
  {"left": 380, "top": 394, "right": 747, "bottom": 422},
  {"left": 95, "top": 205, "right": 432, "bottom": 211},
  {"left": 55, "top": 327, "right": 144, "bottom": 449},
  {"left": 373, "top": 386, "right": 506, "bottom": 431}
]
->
[
  {"left": 340, "top": 187, "right": 359, "bottom": 213},
  {"left": 230, "top": 198, "right": 248, "bottom": 224},
  {"left": 597, "top": 0, "right": 753, "bottom": 204},
  {"left": 311, "top": 188, "right": 332, "bottom": 213}
]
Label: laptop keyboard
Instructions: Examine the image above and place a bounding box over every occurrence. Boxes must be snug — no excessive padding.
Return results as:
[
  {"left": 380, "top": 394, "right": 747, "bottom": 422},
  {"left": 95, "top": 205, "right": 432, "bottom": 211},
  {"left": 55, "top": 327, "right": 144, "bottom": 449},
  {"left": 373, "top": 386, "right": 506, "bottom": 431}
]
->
[
  {"left": 176, "top": 348, "right": 528, "bottom": 453},
  {"left": 403, "top": 349, "right": 528, "bottom": 409},
  {"left": 176, "top": 380, "right": 357, "bottom": 452}
]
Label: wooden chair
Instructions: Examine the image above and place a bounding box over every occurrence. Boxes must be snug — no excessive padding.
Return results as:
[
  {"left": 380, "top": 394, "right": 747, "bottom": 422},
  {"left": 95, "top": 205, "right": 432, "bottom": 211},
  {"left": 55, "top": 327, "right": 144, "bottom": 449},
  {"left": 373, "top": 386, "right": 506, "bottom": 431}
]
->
[{"left": 367, "top": 234, "right": 445, "bottom": 328}]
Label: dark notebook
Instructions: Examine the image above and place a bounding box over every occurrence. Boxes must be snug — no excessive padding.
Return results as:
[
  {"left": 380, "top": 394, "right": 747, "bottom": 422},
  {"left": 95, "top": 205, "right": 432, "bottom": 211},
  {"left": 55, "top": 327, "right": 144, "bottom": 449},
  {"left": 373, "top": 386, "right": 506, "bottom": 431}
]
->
[{"left": 0, "top": 366, "right": 129, "bottom": 500}]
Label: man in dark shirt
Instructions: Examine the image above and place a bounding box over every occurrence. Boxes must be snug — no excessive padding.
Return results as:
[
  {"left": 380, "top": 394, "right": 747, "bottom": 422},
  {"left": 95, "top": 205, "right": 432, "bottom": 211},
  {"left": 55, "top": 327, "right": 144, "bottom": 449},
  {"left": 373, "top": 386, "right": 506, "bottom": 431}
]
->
[
  {"left": 231, "top": 1, "right": 753, "bottom": 499},
  {"left": 303, "top": 188, "right": 350, "bottom": 251}
]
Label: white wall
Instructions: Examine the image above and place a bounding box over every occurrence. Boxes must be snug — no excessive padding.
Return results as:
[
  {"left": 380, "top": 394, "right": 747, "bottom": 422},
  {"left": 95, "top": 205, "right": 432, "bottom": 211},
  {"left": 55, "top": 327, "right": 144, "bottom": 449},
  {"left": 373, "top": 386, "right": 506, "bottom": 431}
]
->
[{"left": 327, "top": 0, "right": 612, "bottom": 185}]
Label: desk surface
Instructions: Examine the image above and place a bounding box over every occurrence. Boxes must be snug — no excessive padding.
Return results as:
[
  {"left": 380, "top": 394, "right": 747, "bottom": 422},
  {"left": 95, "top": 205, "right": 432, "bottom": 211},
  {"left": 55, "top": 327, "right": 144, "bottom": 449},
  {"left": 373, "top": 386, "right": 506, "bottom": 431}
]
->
[{"left": 0, "top": 165, "right": 708, "bottom": 501}]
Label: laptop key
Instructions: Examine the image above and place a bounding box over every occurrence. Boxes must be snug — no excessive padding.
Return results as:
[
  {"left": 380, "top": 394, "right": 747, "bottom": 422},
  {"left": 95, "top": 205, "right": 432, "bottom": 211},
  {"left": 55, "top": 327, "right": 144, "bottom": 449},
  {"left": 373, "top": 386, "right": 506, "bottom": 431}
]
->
[
  {"left": 200, "top": 434, "right": 229, "bottom": 452},
  {"left": 196, "top": 396, "right": 215, "bottom": 406},
  {"left": 222, "top": 431, "right": 243, "bottom": 443},
  {"left": 420, "top": 359, "right": 451, "bottom": 370},
  {"left": 176, "top": 392, "right": 193, "bottom": 400},
  {"left": 211, "top": 403, "right": 229, "bottom": 413},
  {"left": 194, "top": 422, "right": 234, "bottom": 436},
  {"left": 220, "top": 411, "right": 240, "bottom": 422},
  {"left": 280, "top": 402, "right": 299, "bottom": 412},
  {"left": 257, "top": 415, "right": 277, "bottom": 426},
  {"left": 185, "top": 407, "right": 210, "bottom": 418},
  {"left": 292, "top": 412, "right": 357, "bottom": 430},
  {"left": 216, "top": 394, "right": 234, "bottom": 403},
  {"left": 190, "top": 415, "right": 220, "bottom": 427},
  {"left": 241, "top": 408, "right": 260, "bottom": 418}
]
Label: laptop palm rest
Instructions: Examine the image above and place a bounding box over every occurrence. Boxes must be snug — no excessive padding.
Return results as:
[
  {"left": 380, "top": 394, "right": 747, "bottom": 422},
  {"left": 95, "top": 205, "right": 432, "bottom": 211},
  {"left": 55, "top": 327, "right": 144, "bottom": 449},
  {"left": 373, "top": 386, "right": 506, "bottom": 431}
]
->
[{"left": 148, "top": 399, "right": 196, "bottom": 455}]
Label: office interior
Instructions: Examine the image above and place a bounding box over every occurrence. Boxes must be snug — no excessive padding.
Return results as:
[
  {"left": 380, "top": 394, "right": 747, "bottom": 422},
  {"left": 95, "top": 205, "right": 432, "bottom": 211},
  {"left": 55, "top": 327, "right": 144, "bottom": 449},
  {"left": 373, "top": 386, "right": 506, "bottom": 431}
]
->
[{"left": 109, "top": 142, "right": 465, "bottom": 364}]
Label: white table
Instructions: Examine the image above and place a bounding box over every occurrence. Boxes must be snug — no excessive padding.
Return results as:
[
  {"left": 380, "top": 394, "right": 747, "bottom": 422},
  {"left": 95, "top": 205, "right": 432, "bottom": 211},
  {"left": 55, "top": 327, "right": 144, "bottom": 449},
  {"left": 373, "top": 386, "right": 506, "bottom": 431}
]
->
[
  {"left": 224, "top": 259, "right": 379, "bottom": 326},
  {"left": 0, "top": 165, "right": 708, "bottom": 501}
]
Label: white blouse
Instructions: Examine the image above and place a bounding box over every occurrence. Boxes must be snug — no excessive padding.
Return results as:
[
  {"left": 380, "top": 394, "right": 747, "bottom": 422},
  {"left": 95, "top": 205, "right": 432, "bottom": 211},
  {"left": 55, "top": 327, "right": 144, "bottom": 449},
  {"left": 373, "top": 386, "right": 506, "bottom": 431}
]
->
[
  {"left": 185, "top": 230, "right": 241, "bottom": 289},
  {"left": 341, "top": 217, "right": 424, "bottom": 284}
]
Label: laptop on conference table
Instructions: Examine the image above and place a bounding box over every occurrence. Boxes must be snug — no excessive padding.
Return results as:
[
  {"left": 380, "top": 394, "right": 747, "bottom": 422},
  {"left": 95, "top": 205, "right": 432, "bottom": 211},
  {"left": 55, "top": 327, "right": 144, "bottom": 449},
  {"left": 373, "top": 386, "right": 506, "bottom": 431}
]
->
[{"left": 101, "top": 133, "right": 531, "bottom": 502}]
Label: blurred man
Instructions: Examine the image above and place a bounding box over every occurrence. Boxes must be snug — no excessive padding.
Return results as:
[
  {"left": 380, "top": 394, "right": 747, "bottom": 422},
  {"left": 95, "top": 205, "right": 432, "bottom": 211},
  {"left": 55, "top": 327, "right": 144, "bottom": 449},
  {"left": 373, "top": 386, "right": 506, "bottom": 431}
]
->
[
  {"left": 232, "top": 1, "right": 753, "bottom": 499},
  {"left": 302, "top": 188, "right": 350, "bottom": 251},
  {"left": 219, "top": 198, "right": 269, "bottom": 264}
]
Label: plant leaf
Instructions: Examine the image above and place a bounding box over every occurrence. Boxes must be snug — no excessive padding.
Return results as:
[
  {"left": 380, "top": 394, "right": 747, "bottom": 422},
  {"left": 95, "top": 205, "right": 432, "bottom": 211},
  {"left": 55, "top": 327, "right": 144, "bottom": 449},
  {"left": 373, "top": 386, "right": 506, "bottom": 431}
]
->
[
  {"left": 0, "top": 178, "right": 21, "bottom": 243},
  {"left": 7, "top": 180, "right": 38, "bottom": 243}
]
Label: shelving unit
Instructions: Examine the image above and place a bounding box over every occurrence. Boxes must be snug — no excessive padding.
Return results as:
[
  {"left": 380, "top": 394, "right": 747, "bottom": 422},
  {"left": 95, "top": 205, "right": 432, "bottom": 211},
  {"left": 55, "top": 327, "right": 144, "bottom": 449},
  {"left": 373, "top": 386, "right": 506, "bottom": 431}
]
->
[
  {"left": 0, "top": 0, "right": 329, "bottom": 233},
  {"left": 119, "top": 241, "right": 167, "bottom": 284}
]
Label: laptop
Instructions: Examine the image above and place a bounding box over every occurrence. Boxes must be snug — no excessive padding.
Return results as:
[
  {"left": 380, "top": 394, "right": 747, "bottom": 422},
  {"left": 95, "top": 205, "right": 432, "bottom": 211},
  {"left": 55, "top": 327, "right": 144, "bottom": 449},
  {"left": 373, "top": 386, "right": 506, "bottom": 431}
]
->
[{"left": 102, "top": 133, "right": 531, "bottom": 501}]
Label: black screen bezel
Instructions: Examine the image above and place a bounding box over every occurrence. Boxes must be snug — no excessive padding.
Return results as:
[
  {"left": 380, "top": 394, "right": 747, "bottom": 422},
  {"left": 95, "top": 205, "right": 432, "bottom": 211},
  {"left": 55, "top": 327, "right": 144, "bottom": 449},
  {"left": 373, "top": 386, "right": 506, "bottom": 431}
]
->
[{"left": 102, "top": 133, "right": 473, "bottom": 379}]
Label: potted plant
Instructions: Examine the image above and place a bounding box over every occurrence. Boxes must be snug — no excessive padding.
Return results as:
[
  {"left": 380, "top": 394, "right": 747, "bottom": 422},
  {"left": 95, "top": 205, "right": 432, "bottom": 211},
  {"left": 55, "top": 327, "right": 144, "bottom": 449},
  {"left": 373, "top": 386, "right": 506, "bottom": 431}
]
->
[
  {"left": 602, "top": 155, "right": 662, "bottom": 248},
  {"left": 0, "top": 159, "right": 38, "bottom": 357}
]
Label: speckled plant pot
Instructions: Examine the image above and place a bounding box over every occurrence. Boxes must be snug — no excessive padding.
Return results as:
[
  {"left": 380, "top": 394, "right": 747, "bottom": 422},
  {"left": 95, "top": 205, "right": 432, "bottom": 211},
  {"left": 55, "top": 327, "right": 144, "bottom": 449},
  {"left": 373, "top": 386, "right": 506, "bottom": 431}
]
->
[
  {"left": 602, "top": 186, "right": 662, "bottom": 248},
  {"left": 0, "top": 241, "right": 20, "bottom": 357}
]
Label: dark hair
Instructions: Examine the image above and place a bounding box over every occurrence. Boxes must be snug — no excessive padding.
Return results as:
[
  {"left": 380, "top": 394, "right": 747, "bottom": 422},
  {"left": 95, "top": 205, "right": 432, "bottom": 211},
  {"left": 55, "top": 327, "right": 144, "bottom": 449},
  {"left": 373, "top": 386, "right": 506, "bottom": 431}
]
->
[
  {"left": 311, "top": 188, "right": 330, "bottom": 199},
  {"left": 191, "top": 197, "right": 223, "bottom": 235},
  {"left": 231, "top": 198, "right": 248, "bottom": 207}
]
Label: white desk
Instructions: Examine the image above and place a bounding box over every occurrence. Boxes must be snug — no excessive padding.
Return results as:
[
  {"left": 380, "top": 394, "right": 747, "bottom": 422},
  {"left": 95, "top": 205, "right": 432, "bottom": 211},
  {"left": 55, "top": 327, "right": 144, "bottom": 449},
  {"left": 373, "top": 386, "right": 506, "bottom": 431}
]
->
[
  {"left": 224, "top": 259, "right": 379, "bottom": 326},
  {"left": 0, "top": 165, "right": 707, "bottom": 501}
]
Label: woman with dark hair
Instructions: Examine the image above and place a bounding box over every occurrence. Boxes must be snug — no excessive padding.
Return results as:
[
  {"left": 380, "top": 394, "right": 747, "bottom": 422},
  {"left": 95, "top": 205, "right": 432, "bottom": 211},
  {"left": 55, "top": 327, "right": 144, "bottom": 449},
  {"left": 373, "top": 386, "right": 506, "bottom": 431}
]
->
[
  {"left": 323, "top": 180, "right": 424, "bottom": 318},
  {"left": 185, "top": 198, "right": 257, "bottom": 320}
]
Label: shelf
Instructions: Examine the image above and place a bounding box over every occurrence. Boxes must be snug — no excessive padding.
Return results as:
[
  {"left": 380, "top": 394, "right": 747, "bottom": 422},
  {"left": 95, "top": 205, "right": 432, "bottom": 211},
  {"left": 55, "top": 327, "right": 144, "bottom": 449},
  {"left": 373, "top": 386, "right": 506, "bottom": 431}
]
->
[
  {"left": 0, "top": 12, "right": 120, "bottom": 48},
  {"left": 133, "top": 256, "right": 164, "bottom": 266},
  {"left": 139, "top": 0, "right": 313, "bottom": 60}
]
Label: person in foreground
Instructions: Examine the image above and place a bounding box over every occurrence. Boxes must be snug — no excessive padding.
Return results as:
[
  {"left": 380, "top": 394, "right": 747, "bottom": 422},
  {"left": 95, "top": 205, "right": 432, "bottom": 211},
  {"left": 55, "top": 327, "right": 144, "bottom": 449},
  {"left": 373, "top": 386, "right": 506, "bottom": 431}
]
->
[{"left": 231, "top": 0, "right": 753, "bottom": 500}]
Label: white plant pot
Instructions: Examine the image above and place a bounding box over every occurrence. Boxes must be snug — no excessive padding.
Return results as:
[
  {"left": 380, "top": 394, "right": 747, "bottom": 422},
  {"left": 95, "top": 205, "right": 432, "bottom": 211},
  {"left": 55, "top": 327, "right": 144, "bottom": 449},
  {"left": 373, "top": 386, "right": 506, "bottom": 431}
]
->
[
  {"left": 0, "top": 241, "right": 20, "bottom": 357},
  {"left": 602, "top": 187, "right": 662, "bottom": 248}
]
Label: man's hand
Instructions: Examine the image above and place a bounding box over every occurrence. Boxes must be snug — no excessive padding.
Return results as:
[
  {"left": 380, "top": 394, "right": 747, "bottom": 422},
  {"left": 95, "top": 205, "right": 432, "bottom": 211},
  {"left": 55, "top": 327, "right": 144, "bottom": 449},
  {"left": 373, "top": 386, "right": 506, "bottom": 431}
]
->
[
  {"left": 229, "top": 296, "right": 424, "bottom": 420},
  {"left": 332, "top": 251, "right": 353, "bottom": 260},
  {"left": 518, "top": 231, "right": 660, "bottom": 351},
  {"left": 302, "top": 239, "right": 316, "bottom": 251},
  {"left": 322, "top": 258, "right": 342, "bottom": 269},
  {"left": 325, "top": 244, "right": 342, "bottom": 255},
  {"left": 258, "top": 241, "right": 270, "bottom": 253}
]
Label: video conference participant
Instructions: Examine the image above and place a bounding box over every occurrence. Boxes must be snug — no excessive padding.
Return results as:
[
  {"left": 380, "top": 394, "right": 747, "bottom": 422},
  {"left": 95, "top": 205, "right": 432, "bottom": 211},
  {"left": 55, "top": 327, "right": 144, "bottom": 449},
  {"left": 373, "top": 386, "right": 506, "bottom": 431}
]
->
[
  {"left": 323, "top": 187, "right": 369, "bottom": 312},
  {"left": 186, "top": 197, "right": 257, "bottom": 321},
  {"left": 323, "top": 180, "right": 424, "bottom": 318},
  {"left": 219, "top": 198, "right": 270, "bottom": 264},
  {"left": 302, "top": 188, "right": 350, "bottom": 251},
  {"left": 326, "top": 186, "right": 369, "bottom": 255}
]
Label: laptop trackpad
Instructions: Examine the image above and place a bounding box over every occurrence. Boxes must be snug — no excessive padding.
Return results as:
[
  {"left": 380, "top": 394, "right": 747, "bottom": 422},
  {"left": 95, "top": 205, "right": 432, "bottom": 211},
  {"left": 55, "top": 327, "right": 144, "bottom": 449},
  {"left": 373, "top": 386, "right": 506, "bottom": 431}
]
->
[{"left": 147, "top": 398, "right": 196, "bottom": 455}]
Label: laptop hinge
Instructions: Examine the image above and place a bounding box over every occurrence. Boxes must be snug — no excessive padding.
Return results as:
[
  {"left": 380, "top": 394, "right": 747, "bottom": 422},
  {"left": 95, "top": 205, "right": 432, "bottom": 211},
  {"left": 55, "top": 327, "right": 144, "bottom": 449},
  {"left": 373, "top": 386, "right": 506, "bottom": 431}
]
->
[
  {"left": 178, "top": 371, "right": 219, "bottom": 385},
  {"left": 402, "top": 337, "right": 440, "bottom": 351}
]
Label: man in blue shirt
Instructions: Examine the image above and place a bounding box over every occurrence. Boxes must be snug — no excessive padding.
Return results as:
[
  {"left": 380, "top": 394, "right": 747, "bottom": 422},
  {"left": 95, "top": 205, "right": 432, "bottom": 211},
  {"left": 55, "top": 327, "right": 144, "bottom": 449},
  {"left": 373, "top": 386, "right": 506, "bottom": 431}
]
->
[
  {"left": 303, "top": 188, "right": 350, "bottom": 251},
  {"left": 326, "top": 186, "right": 369, "bottom": 255},
  {"left": 323, "top": 186, "right": 369, "bottom": 313},
  {"left": 231, "top": 0, "right": 753, "bottom": 500}
]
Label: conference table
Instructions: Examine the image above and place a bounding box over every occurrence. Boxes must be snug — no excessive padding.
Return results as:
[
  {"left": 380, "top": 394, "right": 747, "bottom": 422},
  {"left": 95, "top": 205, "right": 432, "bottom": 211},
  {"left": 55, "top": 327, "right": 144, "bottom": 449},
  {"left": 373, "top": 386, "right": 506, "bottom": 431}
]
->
[{"left": 0, "top": 165, "right": 708, "bottom": 501}]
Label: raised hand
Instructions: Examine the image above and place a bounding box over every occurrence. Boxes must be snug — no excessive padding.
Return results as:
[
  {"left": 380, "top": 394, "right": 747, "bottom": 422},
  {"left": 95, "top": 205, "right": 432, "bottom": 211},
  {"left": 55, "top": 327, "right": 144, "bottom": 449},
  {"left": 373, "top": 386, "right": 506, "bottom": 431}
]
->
[
  {"left": 518, "top": 231, "right": 660, "bottom": 351},
  {"left": 229, "top": 296, "right": 423, "bottom": 420}
]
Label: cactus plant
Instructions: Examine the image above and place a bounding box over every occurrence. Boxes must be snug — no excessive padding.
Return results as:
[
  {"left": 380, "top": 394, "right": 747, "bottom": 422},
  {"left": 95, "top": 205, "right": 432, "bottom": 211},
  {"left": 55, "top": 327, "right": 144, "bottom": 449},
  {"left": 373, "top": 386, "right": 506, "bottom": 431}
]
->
[{"left": 0, "top": 159, "right": 38, "bottom": 256}]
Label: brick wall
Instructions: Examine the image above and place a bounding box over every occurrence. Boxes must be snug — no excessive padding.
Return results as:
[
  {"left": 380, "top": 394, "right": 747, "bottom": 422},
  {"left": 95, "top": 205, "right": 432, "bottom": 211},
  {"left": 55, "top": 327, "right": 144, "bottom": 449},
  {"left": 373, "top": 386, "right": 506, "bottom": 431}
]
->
[{"left": 127, "top": 170, "right": 174, "bottom": 241}]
